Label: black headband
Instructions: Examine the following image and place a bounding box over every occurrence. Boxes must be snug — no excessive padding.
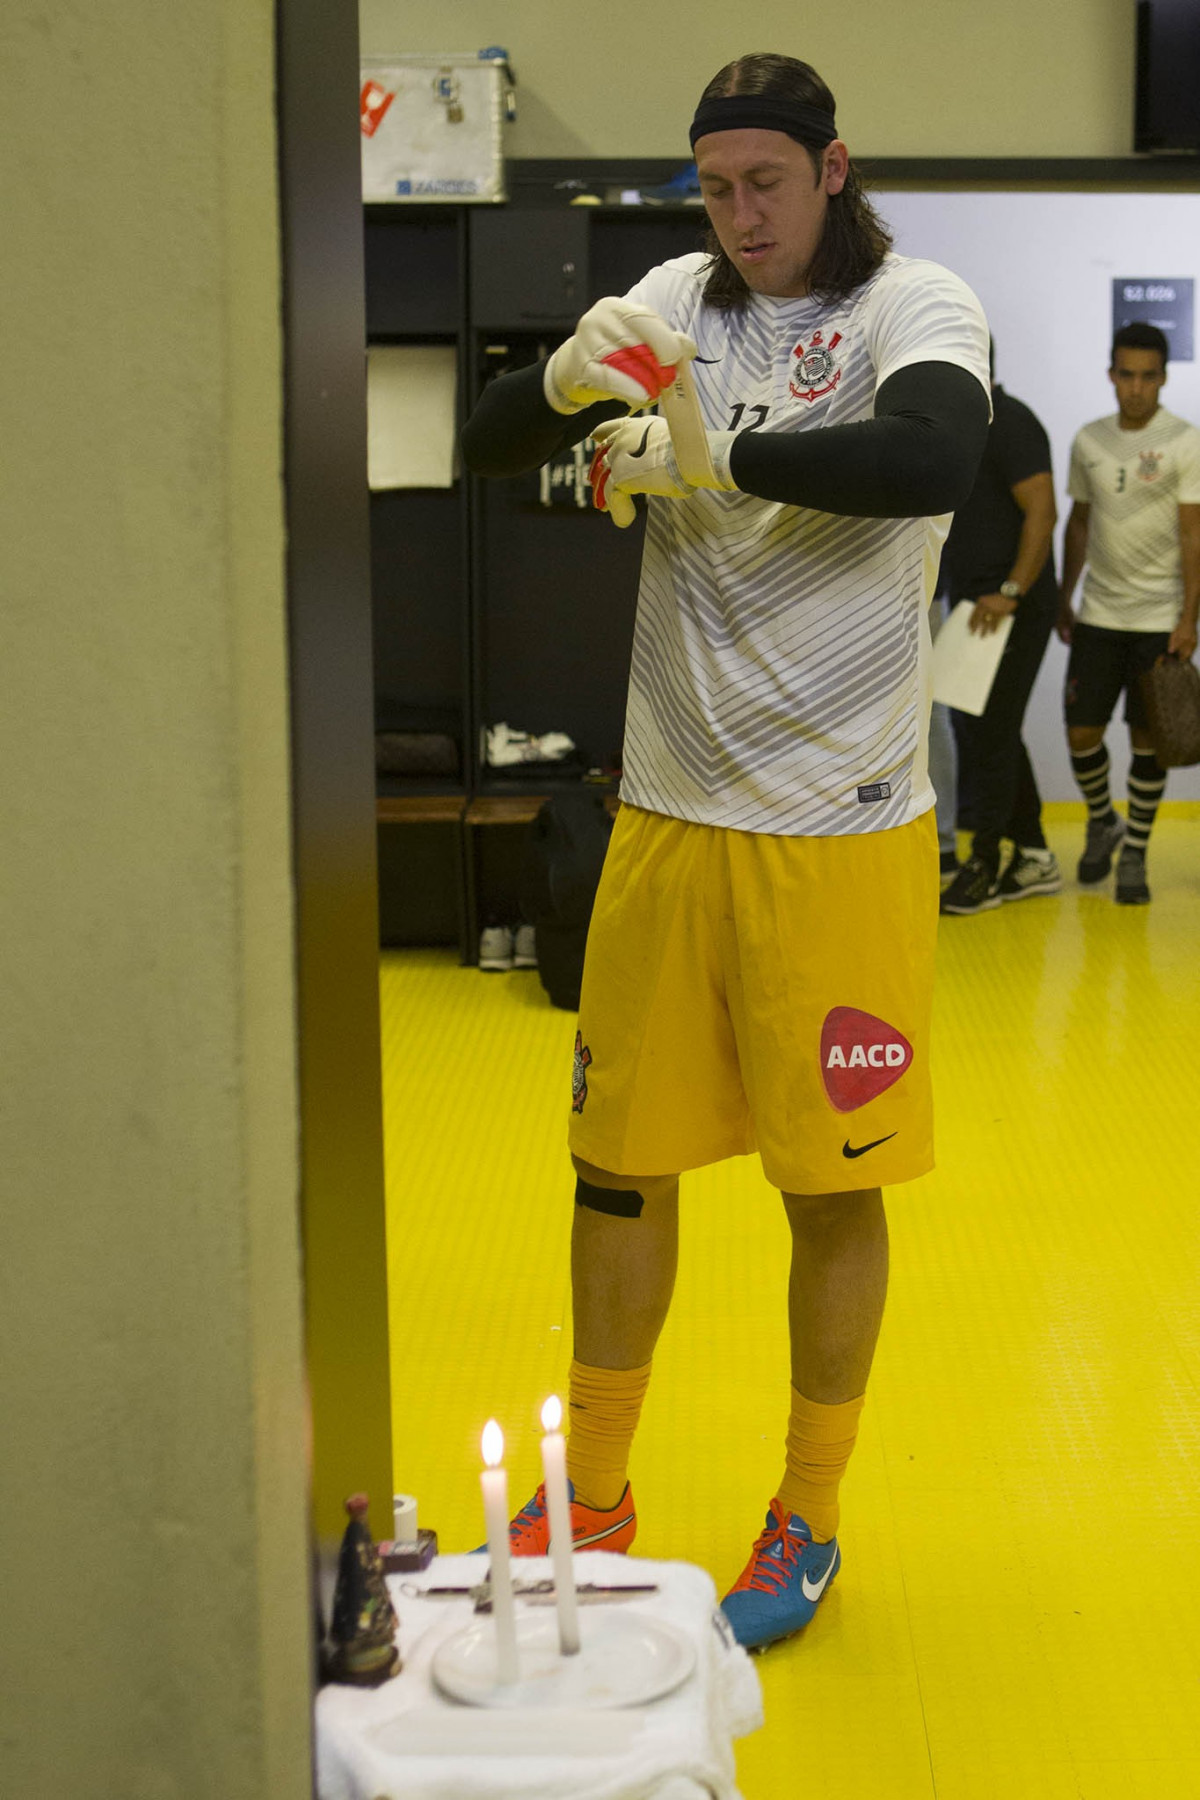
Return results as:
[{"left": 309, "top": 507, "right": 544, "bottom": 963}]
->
[{"left": 689, "top": 96, "right": 837, "bottom": 150}]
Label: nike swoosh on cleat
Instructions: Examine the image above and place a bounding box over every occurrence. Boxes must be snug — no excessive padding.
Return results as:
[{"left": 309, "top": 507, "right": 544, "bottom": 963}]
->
[
  {"left": 801, "top": 1551, "right": 838, "bottom": 1604},
  {"left": 573, "top": 1513, "right": 635, "bottom": 1548},
  {"left": 627, "top": 426, "right": 653, "bottom": 459},
  {"left": 842, "top": 1133, "right": 897, "bottom": 1159}
]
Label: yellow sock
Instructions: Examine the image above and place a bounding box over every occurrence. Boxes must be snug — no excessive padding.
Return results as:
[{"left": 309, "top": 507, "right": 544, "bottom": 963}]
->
[
  {"left": 777, "top": 1386, "right": 866, "bottom": 1543},
  {"left": 565, "top": 1358, "right": 652, "bottom": 1510}
]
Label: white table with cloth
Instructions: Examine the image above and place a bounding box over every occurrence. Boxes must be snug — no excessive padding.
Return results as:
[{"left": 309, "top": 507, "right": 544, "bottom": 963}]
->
[{"left": 316, "top": 1552, "right": 763, "bottom": 1800}]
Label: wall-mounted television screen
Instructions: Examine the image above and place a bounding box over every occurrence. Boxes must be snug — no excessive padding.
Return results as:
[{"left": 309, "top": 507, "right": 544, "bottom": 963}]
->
[{"left": 1135, "top": 0, "right": 1200, "bottom": 152}]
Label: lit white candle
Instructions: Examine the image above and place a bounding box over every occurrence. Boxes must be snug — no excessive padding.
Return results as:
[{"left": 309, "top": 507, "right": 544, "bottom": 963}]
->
[
  {"left": 539, "top": 1395, "right": 581, "bottom": 1655},
  {"left": 480, "top": 1419, "right": 519, "bottom": 1685}
]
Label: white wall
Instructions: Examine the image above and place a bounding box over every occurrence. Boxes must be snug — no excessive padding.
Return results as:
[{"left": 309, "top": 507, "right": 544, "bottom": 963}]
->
[{"left": 880, "top": 189, "right": 1200, "bottom": 801}]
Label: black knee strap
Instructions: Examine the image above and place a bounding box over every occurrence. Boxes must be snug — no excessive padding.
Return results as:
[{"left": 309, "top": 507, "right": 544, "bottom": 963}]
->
[{"left": 574, "top": 1177, "right": 644, "bottom": 1219}]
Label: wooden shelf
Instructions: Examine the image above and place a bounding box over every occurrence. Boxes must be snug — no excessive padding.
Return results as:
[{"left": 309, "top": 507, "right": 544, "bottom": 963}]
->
[
  {"left": 376, "top": 794, "right": 466, "bottom": 825},
  {"left": 466, "top": 792, "right": 621, "bottom": 825},
  {"left": 465, "top": 795, "right": 544, "bottom": 825}
]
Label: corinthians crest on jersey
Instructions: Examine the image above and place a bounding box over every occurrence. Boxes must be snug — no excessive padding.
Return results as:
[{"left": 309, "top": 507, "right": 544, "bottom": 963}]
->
[{"left": 790, "top": 329, "right": 844, "bottom": 403}]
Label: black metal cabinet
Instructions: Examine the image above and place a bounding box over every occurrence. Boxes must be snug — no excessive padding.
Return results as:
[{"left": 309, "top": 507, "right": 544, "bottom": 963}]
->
[
  {"left": 365, "top": 207, "right": 462, "bottom": 335},
  {"left": 365, "top": 207, "right": 471, "bottom": 949},
  {"left": 364, "top": 193, "right": 707, "bottom": 956},
  {"left": 588, "top": 210, "right": 708, "bottom": 302},
  {"left": 469, "top": 210, "right": 589, "bottom": 328}
]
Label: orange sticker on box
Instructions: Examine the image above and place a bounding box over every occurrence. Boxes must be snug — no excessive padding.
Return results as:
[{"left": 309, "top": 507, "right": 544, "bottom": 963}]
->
[{"left": 360, "top": 81, "right": 396, "bottom": 138}]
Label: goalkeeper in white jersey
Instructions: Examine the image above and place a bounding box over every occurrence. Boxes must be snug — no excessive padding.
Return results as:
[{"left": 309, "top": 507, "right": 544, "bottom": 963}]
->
[{"left": 463, "top": 51, "right": 990, "bottom": 1652}]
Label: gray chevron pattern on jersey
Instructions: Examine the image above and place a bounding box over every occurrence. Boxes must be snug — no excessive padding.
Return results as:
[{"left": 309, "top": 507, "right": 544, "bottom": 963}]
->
[{"left": 618, "top": 252, "right": 990, "bottom": 837}]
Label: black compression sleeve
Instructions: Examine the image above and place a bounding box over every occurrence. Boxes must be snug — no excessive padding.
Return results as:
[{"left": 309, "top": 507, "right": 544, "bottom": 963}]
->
[
  {"left": 460, "top": 361, "right": 627, "bottom": 478},
  {"left": 729, "top": 361, "right": 990, "bottom": 518}
]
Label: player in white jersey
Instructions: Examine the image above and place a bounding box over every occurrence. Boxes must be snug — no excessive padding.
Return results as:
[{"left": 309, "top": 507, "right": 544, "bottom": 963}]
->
[
  {"left": 463, "top": 52, "right": 990, "bottom": 1651},
  {"left": 1058, "top": 322, "right": 1200, "bottom": 902}
]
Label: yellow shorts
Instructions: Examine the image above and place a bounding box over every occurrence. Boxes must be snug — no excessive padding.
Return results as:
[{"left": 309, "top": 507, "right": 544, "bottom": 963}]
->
[{"left": 568, "top": 805, "right": 938, "bottom": 1195}]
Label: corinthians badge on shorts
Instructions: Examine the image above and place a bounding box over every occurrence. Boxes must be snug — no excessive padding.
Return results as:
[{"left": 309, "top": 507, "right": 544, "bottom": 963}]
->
[
  {"left": 790, "top": 329, "right": 843, "bottom": 403},
  {"left": 572, "top": 1031, "right": 593, "bottom": 1114}
]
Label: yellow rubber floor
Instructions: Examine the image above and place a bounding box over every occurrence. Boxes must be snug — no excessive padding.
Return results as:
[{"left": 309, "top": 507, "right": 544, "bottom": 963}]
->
[{"left": 379, "top": 805, "right": 1200, "bottom": 1799}]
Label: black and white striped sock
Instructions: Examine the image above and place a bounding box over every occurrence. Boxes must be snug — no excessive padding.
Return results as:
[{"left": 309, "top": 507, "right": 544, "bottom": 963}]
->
[
  {"left": 1126, "top": 751, "right": 1166, "bottom": 854},
  {"left": 1069, "top": 744, "right": 1114, "bottom": 820}
]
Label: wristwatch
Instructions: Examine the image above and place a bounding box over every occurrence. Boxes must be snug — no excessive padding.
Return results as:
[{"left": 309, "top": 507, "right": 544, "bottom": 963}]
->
[{"left": 999, "top": 581, "right": 1023, "bottom": 600}]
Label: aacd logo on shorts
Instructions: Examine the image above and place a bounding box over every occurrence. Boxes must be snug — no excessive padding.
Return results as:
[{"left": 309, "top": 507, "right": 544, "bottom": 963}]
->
[{"left": 820, "top": 1006, "right": 913, "bottom": 1113}]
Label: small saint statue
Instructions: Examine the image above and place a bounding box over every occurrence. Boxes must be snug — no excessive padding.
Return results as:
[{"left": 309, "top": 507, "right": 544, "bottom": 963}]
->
[{"left": 327, "top": 1493, "right": 401, "bottom": 1685}]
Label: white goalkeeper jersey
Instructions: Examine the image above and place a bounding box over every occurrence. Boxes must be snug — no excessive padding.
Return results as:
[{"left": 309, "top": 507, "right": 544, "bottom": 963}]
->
[
  {"left": 1067, "top": 408, "right": 1200, "bottom": 633},
  {"left": 617, "top": 251, "right": 990, "bottom": 836}
]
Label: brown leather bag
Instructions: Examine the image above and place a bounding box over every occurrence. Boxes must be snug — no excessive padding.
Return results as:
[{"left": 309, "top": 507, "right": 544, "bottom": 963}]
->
[{"left": 1140, "top": 655, "right": 1200, "bottom": 767}]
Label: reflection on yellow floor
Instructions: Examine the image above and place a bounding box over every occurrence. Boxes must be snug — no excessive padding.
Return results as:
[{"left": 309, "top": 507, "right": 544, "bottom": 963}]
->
[{"left": 379, "top": 805, "right": 1200, "bottom": 1799}]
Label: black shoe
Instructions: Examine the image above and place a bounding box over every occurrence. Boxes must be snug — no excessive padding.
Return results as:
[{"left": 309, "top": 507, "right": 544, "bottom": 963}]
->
[
  {"left": 1115, "top": 846, "right": 1150, "bottom": 905},
  {"left": 1078, "top": 811, "right": 1125, "bottom": 884},
  {"left": 939, "top": 855, "right": 1001, "bottom": 915}
]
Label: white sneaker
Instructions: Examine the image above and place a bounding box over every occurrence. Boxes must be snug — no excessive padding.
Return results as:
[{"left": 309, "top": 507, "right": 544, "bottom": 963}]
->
[
  {"left": 478, "top": 925, "right": 514, "bottom": 971},
  {"left": 512, "top": 924, "right": 537, "bottom": 968},
  {"left": 996, "top": 848, "right": 1063, "bottom": 901},
  {"left": 485, "top": 723, "right": 576, "bottom": 767}
]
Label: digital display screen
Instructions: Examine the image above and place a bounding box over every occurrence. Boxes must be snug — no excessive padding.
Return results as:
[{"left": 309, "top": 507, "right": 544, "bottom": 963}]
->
[
  {"left": 1112, "top": 278, "right": 1195, "bottom": 361},
  {"left": 1136, "top": 1, "right": 1200, "bottom": 152}
]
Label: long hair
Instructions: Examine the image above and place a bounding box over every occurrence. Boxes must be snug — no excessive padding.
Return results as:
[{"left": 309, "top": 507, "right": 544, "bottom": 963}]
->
[{"left": 697, "top": 54, "right": 892, "bottom": 309}]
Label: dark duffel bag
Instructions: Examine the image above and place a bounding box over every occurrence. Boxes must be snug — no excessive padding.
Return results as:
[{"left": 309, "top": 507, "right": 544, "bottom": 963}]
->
[
  {"left": 520, "top": 789, "right": 613, "bottom": 1011},
  {"left": 1140, "top": 654, "right": 1200, "bottom": 767}
]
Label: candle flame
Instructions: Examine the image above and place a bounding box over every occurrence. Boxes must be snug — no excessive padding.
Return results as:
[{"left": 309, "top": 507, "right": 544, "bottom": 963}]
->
[
  {"left": 541, "top": 1394, "right": 563, "bottom": 1432},
  {"left": 482, "top": 1418, "right": 504, "bottom": 1467}
]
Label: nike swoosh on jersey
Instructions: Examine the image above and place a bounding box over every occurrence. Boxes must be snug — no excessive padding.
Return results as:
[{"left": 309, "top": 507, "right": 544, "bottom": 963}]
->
[
  {"left": 842, "top": 1132, "right": 897, "bottom": 1159},
  {"left": 801, "top": 1548, "right": 839, "bottom": 1603}
]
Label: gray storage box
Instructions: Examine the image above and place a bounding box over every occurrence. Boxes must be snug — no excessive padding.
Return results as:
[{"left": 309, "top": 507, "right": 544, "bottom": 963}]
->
[{"left": 360, "top": 50, "right": 514, "bottom": 203}]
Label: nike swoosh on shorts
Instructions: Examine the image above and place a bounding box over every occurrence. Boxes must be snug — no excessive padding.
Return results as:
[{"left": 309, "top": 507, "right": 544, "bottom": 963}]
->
[{"left": 842, "top": 1132, "right": 897, "bottom": 1159}]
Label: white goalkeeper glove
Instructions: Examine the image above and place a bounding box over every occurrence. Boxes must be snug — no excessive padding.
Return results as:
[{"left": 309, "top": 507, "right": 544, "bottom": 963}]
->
[
  {"left": 589, "top": 416, "right": 737, "bottom": 527},
  {"left": 544, "top": 297, "right": 696, "bottom": 415}
]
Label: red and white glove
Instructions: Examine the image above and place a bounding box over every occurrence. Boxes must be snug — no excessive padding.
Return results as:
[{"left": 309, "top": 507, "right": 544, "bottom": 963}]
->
[
  {"left": 544, "top": 298, "right": 696, "bottom": 415},
  {"left": 589, "top": 416, "right": 737, "bottom": 527}
]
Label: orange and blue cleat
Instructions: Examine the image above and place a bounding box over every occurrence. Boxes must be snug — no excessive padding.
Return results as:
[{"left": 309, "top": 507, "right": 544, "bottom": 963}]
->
[
  {"left": 505, "top": 1480, "right": 638, "bottom": 1556},
  {"left": 720, "top": 1499, "right": 841, "bottom": 1650}
]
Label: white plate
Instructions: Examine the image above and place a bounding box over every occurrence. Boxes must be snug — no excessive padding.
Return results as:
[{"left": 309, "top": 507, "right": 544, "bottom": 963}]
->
[{"left": 431, "top": 1607, "right": 696, "bottom": 1710}]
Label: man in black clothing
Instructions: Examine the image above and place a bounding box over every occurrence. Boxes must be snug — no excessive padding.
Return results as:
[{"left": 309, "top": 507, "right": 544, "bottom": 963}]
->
[{"left": 939, "top": 355, "right": 1061, "bottom": 915}]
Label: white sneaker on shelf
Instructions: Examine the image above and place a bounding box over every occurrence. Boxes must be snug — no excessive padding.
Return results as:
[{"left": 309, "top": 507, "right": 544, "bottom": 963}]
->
[
  {"left": 485, "top": 723, "right": 576, "bottom": 767},
  {"left": 478, "top": 925, "right": 514, "bottom": 971},
  {"left": 512, "top": 924, "right": 538, "bottom": 969}
]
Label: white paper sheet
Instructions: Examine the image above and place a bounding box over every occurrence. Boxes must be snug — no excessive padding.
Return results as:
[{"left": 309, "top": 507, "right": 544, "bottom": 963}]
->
[
  {"left": 367, "top": 345, "right": 458, "bottom": 490},
  {"left": 931, "top": 599, "right": 1014, "bottom": 715}
]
